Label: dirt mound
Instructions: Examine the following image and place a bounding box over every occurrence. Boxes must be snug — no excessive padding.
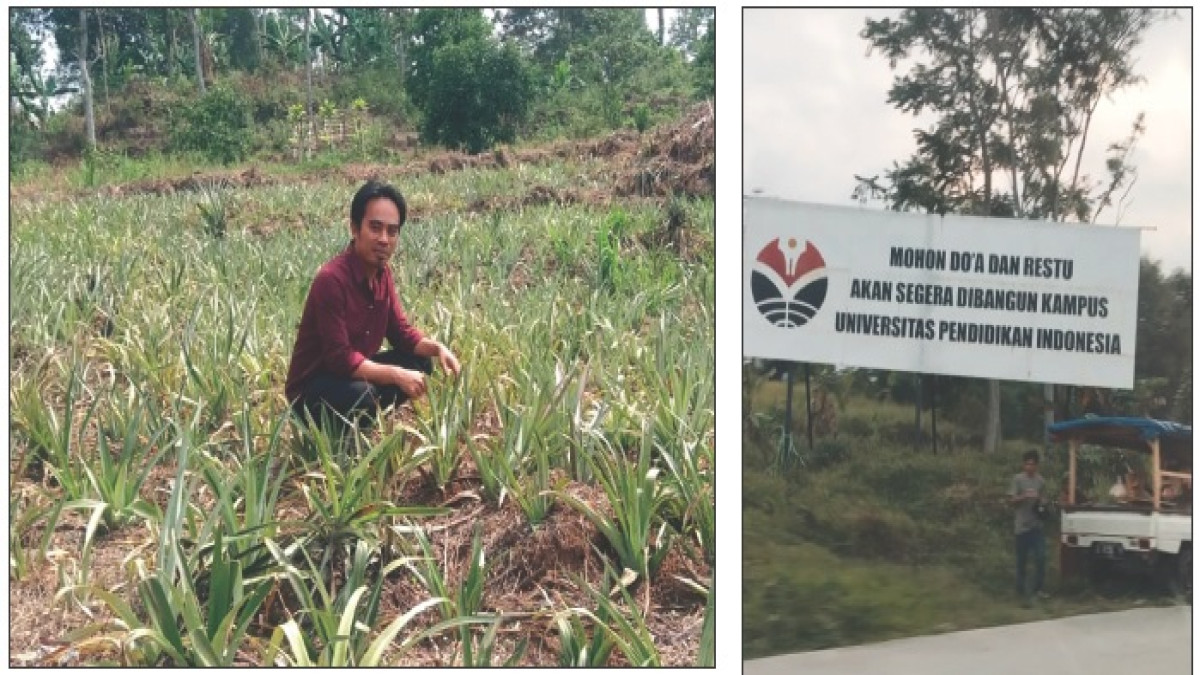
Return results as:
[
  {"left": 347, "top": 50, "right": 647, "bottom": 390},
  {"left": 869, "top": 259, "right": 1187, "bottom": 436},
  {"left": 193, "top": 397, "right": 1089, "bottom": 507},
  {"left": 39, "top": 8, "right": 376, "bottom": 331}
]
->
[
  {"left": 55, "top": 104, "right": 713, "bottom": 208},
  {"left": 465, "top": 185, "right": 614, "bottom": 218},
  {"left": 100, "top": 166, "right": 277, "bottom": 198},
  {"left": 617, "top": 102, "right": 715, "bottom": 198}
]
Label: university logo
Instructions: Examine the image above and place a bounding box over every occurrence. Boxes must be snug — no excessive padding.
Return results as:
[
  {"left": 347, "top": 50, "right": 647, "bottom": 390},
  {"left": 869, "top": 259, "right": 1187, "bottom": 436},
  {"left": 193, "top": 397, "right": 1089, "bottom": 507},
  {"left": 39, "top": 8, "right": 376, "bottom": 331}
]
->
[{"left": 751, "top": 238, "right": 828, "bottom": 328}]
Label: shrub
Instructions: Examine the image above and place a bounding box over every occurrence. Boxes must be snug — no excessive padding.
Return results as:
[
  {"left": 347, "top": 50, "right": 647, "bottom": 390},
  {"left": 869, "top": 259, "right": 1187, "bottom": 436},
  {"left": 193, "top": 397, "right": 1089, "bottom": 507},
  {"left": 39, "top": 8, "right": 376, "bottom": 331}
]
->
[
  {"left": 419, "top": 38, "right": 533, "bottom": 153},
  {"left": 632, "top": 103, "right": 651, "bottom": 133},
  {"left": 839, "top": 416, "right": 874, "bottom": 439},
  {"left": 9, "top": 120, "right": 45, "bottom": 172},
  {"left": 331, "top": 67, "right": 414, "bottom": 123},
  {"left": 806, "top": 438, "right": 851, "bottom": 470},
  {"left": 839, "top": 506, "right": 921, "bottom": 562},
  {"left": 169, "top": 86, "right": 253, "bottom": 165}
]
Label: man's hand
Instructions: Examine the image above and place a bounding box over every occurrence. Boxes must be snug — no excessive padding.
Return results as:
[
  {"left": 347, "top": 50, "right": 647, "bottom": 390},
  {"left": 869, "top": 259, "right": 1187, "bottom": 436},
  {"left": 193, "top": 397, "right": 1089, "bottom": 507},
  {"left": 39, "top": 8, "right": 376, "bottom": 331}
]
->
[
  {"left": 393, "top": 367, "right": 427, "bottom": 399},
  {"left": 436, "top": 343, "right": 461, "bottom": 377},
  {"left": 413, "top": 337, "right": 462, "bottom": 377}
]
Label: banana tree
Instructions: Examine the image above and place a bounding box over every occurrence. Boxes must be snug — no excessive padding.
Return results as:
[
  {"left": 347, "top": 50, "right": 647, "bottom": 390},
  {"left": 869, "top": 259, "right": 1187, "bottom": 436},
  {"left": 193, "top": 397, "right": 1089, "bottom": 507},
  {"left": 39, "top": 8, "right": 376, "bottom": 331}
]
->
[{"left": 260, "top": 10, "right": 305, "bottom": 66}]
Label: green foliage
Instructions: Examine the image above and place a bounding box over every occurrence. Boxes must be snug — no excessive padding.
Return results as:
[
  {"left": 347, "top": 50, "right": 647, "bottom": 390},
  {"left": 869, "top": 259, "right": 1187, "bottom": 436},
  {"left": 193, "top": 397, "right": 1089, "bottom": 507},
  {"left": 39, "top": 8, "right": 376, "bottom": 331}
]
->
[
  {"left": 691, "top": 17, "right": 715, "bottom": 98},
  {"left": 331, "top": 67, "right": 413, "bottom": 121},
  {"left": 11, "top": 359, "right": 98, "bottom": 503},
  {"left": 860, "top": 8, "right": 1158, "bottom": 220},
  {"left": 556, "top": 424, "right": 675, "bottom": 585},
  {"left": 408, "top": 8, "right": 492, "bottom": 109},
  {"left": 10, "top": 489, "right": 64, "bottom": 582},
  {"left": 409, "top": 364, "right": 475, "bottom": 492},
  {"left": 195, "top": 180, "right": 232, "bottom": 238},
  {"left": 75, "top": 385, "right": 171, "bottom": 532},
  {"left": 526, "top": 36, "right": 691, "bottom": 141},
  {"left": 419, "top": 38, "right": 533, "bottom": 153},
  {"left": 668, "top": 9, "right": 715, "bottom": 59},
  {"left": 698, "top": 579, "right": 715, "bottom": 666},
  {"left": 595, "top": 208, "right": 626, "bottom": 291},
  {"left": 135, "top": 526, "right": 274, "bottom": 666},
  {"left": 500, "top": 8, "right": 655, "bottom": 73},
  {"left": 553, "top": 606, "right": 616, "bottom": 666},
  {"left": 1135, "top": 258, "right": 1192, "bottom": 415},
  {"left": 10, "top": 117, "right": 47, "bottom": 172},
  {"left": 264, "top": 538, "right": 479, "bottom": 667},
  {"left": 492, "top": 402, "right": 557, "bottom": 527},
  {"left": 295, "top": 417, "right": 447, "bottom": 570},
  {"left": 632, "top": 103, "right": 651, "bottom": 133},
  {"left": 576, "top": 565, "right": 662, "bottom": 666},
  {"left": 169, "top": 86, "right": 253, "bottom": 164}
]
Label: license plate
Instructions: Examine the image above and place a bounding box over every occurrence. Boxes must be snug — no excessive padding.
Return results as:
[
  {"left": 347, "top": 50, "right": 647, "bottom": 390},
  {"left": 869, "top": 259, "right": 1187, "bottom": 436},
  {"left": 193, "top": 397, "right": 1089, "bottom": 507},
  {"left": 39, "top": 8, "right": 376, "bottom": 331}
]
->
[{"left": 1094, "top": 542, "right": 1124, "bottom": 558}]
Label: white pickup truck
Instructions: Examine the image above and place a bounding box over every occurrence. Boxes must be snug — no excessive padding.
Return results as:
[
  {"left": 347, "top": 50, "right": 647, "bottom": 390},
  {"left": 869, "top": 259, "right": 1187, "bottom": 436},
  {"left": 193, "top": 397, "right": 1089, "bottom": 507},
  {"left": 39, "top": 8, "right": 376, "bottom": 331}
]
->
[{"left": 1050, "top": 417, "right": 1192, "bottom": 596}]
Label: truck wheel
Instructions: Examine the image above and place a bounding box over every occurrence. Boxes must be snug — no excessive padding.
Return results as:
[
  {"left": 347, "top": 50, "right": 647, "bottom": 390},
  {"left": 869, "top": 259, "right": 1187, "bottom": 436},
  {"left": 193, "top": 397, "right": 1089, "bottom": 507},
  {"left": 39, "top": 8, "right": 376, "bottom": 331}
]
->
[
  {"left": 1178, "top": 548, "right": 1192, "bottom": 602},
  {"left": 1059, "top": 543, "right": 1080, "bottom": 583},
  {"left": 1087, "top": 554, "right": 1109, "bottom": 585},
  {"left": 1163, "top": 547, "right": 1192, "bottom": 601}
]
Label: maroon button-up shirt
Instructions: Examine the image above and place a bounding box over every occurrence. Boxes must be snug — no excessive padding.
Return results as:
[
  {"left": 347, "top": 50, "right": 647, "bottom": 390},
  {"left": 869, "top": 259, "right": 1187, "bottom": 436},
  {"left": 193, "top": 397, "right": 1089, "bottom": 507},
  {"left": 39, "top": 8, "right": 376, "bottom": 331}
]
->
[{"left": 285, "top": 244, "right": 424, "bottom": 403}]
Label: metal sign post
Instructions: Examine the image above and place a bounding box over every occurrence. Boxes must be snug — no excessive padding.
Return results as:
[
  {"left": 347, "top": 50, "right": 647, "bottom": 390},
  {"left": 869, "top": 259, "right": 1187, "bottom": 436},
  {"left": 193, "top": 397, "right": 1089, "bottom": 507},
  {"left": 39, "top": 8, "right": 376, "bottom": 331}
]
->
[
  {"left": 804, "top": 363, "right": 814, "bottom": 452},
  {"left": 780, "top": 365, "right": 795, "bottom": 467}
]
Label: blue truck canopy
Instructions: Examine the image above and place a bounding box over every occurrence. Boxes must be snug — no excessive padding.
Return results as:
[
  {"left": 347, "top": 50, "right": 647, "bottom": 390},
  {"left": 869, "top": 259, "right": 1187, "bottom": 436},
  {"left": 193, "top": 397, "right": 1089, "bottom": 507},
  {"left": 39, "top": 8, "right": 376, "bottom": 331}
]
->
[{"left": 1048, "top": 417, "right": 1192, "bottom": 455}]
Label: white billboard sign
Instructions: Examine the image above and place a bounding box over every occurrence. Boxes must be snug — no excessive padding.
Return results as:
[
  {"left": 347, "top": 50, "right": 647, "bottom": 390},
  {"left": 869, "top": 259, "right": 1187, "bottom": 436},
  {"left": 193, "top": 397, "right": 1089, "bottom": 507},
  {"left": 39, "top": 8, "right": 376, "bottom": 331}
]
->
[{"left": 743, "top": 197, "right": 1141, "bottom": 388}]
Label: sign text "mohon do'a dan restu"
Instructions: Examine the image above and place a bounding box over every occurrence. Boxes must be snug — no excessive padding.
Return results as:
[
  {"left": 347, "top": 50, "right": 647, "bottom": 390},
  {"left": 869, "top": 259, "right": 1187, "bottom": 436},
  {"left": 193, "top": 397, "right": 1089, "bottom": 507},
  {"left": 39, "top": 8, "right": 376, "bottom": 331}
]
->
[{"left": 743, "top": 197, "right": 1140, "bottom": 389}]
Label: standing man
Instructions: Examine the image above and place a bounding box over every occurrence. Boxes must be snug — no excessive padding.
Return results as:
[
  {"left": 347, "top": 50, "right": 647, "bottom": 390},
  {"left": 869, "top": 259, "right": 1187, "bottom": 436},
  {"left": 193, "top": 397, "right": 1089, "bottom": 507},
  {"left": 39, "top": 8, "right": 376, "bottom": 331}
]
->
[
  {"left": 285, "top": 181, "right": 461, "bottom": 430},
  {"left": 1009, "top": 449, "right": 1048, "bottom": 602}
]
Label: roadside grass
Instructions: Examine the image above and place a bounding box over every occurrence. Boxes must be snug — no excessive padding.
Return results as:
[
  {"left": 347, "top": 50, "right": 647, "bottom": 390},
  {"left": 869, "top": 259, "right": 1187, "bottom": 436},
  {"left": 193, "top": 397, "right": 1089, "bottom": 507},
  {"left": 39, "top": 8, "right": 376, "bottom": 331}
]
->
[
  {"left": 10, "top": 149, "right": 713, "bottom": 666},
  {"left": 743, "top": 383, "right": 1182, "bottom": 660}
]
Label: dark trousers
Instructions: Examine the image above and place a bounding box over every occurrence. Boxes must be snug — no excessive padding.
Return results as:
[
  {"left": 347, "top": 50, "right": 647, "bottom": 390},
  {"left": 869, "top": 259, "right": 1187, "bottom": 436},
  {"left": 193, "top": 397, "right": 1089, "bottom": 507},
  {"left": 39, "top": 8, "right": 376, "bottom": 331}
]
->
[
  {"left": 291, "top": 349, "right": 432, "bottom": 431},
  {"left": 1015, "top": 527, "right": 1046, "bottom": 596}
]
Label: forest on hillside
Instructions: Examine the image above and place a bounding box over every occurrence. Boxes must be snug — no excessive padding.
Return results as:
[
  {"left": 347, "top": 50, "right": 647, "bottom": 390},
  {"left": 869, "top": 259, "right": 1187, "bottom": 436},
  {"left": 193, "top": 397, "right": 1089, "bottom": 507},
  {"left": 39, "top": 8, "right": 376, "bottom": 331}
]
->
[{"left": 9, "top": 8, "right": 715, "bottom": 168}]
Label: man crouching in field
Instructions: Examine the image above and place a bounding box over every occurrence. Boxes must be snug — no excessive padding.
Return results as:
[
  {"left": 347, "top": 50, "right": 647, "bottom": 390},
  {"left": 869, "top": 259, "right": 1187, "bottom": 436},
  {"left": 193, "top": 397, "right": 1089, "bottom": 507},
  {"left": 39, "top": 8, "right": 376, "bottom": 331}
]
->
[{"left": 285, "top": 181, "right": 460, "bottom": 430}]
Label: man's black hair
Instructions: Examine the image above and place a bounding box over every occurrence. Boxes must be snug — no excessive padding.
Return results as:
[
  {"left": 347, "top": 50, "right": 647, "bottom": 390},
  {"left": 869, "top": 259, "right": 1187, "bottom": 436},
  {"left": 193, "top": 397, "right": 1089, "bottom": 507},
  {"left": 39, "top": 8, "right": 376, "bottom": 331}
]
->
[
  {"left": 350, "top": 181, "right": 407, "bottom": 229},
  {"left": 1022, "top": 449, "right": 1040, "bottom": 463}
]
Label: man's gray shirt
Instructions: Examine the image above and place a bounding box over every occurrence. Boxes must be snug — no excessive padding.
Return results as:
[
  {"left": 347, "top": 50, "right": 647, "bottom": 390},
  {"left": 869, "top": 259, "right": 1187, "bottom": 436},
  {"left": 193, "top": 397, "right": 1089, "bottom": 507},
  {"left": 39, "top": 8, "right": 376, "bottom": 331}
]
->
[{"left": 1009, "top": 472, "right": 1046, "bottom": 534}]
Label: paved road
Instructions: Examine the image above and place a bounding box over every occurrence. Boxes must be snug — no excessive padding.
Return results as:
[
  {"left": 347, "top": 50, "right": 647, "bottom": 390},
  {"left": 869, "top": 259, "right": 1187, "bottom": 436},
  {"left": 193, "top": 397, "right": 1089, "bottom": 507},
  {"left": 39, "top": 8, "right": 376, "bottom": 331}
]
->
[{"left": 745, "top": 607, "right": 1191, "bottom": 675}]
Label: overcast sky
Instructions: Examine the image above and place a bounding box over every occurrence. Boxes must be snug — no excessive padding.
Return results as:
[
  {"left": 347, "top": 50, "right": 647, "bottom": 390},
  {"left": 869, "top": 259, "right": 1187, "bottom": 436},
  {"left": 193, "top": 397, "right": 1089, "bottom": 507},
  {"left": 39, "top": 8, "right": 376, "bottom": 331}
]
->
[{"left": 744, "top": 9, "right": 1192, "bottom": 274}]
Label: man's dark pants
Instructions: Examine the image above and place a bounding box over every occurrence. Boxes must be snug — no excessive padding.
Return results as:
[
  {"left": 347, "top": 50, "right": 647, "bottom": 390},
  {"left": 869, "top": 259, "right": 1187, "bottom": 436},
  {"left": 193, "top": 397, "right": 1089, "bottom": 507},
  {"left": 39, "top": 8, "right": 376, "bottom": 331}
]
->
[
  {"left": 291, "top": 349, "right": 432, "bottom": 432},
  {"left": 1015, "top": 526, "right": 1046, "bottom": 596}
]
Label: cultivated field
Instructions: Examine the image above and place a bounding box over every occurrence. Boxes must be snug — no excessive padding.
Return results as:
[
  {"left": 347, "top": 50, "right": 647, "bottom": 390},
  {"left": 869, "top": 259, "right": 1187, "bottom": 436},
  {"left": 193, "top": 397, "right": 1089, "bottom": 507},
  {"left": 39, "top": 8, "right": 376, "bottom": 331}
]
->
[{"left": 9, "top": 111, "right": 715, "bottom": 666}]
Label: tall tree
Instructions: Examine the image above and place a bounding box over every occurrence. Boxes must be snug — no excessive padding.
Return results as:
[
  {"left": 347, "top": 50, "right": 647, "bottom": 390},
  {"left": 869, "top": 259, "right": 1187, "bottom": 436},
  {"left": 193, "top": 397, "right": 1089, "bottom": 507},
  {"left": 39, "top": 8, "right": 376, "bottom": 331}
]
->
[
  {"left": 304, "top": 8, "right": 314, "bottom": 152},
  {"left": 496, "top": 8, "right": 653, "bottom": 71},
  {"left": 94, "top": 9, "right": 110, "bottom": 109},
  {"left": 164, "top": 8, "right": 180, "bottom": 78},
  {"left": 260, "top": 9, "right": 306, "bottom": 70},
  {"left": 9, "top": 9, "right": 55, "bottom": 124},
  {"left": 408, "top": 9, "right": 491, "bottom": 110},
  {"left": 79, "top": 9, "right": 96, "bottom": 148},
  {"left": 190, "top": 8, "right": 205, "bottom": 93},
  {"left": 859, "top": 9, "right": 1158, "bottom": 452},
  {"left": 692, "top": 14, "right": 715, "bottom": 98},
  {"left": 668, "top": 8, "right": 716, "bottom": 60},
  {"left": 219, "top": 8, "right": 261, "bottom": 72}
]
